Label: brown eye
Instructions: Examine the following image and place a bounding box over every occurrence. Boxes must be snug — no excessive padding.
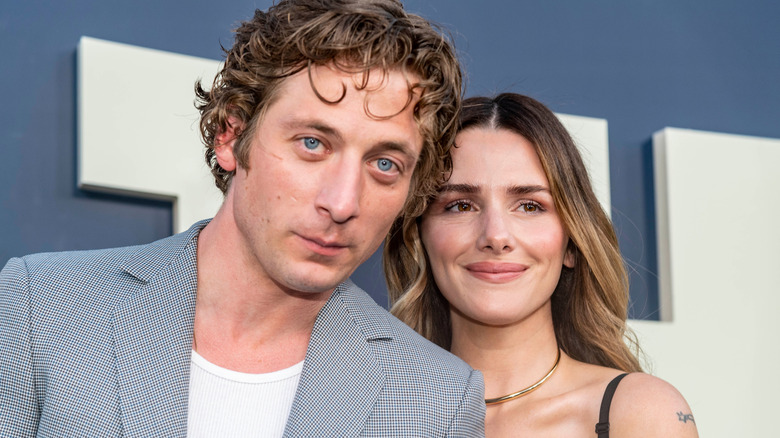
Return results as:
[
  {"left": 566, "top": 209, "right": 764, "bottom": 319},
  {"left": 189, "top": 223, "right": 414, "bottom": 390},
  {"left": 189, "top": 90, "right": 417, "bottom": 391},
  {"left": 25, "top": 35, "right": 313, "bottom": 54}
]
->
[
  {"left": 519, "top": 202, "right": 542, "bottom": 213},
  {"left": 446, "top": 201, "right": 474, "bottom": 213}
]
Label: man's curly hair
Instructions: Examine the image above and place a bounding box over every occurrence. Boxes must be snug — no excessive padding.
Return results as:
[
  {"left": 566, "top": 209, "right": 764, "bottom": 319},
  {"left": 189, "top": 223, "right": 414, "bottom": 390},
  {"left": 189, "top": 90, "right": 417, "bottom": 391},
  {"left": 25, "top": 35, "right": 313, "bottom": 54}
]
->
[{"left": 195, "top": 0, "right": 462, "bottom": 219}]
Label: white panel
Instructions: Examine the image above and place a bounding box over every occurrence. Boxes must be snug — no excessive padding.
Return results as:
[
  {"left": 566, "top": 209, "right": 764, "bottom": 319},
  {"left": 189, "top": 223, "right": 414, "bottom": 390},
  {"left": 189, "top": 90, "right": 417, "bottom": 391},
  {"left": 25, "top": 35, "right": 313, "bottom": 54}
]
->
[
  {"left": 557, "top": 114, "right": 611, "bottom": 214},
  {"left": 632, "top": 127, "right": 780, "bottom": 438},
  {"left": 653, "top": 130, "right": 673, "bottom": 322},
  {"left": 78, "top": 36, "right": 224, "bottom": 233}
]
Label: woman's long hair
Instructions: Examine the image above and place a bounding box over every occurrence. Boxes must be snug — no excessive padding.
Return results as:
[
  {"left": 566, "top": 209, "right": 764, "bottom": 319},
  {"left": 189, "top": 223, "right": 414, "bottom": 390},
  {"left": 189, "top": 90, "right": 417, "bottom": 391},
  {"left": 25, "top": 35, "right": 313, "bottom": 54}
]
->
[{"left": 385, "top": 93, "right": 642, "bottom": 372}]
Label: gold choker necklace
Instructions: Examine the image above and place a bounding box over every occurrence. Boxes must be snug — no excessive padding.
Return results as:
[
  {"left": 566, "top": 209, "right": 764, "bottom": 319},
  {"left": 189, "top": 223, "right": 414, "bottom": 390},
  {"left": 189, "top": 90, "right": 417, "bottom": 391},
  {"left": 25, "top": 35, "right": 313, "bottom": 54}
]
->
[{"left": 484, "top": 349, "right": 561, "bottom": 406}]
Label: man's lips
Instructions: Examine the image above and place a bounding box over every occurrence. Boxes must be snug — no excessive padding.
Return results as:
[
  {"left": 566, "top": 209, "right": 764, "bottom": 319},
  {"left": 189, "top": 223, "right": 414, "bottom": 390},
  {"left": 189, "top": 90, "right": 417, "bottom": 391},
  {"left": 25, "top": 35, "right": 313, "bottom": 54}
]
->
[
  {"left": 297, "top": 234, "right": 350, "bottom": 257},
  {"left": 465, "top": 261, "right": 528, "bottom": 282}
]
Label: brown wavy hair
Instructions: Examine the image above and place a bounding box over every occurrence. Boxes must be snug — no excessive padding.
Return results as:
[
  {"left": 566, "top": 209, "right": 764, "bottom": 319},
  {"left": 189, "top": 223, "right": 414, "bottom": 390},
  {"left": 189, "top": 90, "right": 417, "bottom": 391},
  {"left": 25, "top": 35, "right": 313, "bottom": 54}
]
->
[
  {"left": 385, "top": 93, "right": 642, "bottom": 372},
  {"left": 195, "top": 0, "right": 461, "bottom": 217}
]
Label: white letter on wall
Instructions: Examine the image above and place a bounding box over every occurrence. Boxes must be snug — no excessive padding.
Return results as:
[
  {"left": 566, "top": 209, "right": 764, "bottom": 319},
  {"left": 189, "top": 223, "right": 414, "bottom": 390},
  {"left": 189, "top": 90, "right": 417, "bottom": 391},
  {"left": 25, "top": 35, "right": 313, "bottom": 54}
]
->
[
  {"left": 78, "top": 36, "right": 224, "bottom": 233},
  {"left": 632, "top": 127, "right": 780, "bottom": 438}
]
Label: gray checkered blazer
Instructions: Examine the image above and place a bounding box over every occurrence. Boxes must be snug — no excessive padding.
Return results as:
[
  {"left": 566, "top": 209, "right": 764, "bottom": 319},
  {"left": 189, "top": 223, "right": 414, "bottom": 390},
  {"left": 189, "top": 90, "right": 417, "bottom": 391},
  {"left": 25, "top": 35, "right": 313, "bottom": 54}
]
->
[{"left": 1, "top": 221, "right": 485, "bottom": 437}]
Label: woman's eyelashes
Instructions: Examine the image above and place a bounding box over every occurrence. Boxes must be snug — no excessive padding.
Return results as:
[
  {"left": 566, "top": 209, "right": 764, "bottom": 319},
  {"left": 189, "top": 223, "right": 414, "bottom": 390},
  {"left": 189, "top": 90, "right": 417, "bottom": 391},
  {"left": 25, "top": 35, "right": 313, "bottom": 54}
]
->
[
  {"left": 444, "top": 200, "right": 475, "bottom": 212},
  {"left": 441, "top": 199, "right": 546, "bottom": 214},
  {"left": 517, "top": 200, "right": 544, "bottom": 214}
]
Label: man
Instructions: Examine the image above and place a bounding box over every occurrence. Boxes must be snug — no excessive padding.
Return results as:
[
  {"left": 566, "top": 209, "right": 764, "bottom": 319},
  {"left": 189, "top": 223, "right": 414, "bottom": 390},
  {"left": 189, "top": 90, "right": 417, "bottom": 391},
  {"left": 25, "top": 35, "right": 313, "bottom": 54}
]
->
[{"left": 0, "top": 0, "right": 485, "bottom": 436}]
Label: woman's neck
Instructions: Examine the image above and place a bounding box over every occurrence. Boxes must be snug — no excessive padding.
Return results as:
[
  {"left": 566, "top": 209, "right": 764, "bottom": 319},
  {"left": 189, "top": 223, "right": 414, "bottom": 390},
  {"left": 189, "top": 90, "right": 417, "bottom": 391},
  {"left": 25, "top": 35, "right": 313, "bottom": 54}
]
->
[{"left": 449, "top": 306, "right": 560, "bottom": 399}]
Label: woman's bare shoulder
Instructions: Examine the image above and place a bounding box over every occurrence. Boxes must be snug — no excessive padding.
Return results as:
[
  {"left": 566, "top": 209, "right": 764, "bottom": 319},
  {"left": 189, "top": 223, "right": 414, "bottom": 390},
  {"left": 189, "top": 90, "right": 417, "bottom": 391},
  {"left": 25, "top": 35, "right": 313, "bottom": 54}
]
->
[{"left": 609, "top": 373, "right": 699, "bottom": 438}]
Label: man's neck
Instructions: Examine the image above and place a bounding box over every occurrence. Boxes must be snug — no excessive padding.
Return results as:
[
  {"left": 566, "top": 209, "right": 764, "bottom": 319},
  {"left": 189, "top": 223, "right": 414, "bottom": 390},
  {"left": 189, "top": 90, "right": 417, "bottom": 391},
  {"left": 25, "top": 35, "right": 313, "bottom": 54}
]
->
[{"left": 192, "top": 214, "right": 333, "bottom": 373}]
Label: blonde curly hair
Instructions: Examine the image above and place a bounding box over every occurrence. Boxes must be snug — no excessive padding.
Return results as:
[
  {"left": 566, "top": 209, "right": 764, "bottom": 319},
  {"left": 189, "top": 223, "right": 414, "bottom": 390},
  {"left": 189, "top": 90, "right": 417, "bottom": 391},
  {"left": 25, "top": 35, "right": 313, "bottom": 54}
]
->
[{"left": 195, "top": 0, "right": 462, "bottom": 220}]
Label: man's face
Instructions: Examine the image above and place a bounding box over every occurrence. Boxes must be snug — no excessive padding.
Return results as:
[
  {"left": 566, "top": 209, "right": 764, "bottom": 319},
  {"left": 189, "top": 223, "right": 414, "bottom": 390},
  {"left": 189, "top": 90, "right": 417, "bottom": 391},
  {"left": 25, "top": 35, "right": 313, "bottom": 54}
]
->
[{"left": 217, "top": 65, "right": 423, "bottom": 295}]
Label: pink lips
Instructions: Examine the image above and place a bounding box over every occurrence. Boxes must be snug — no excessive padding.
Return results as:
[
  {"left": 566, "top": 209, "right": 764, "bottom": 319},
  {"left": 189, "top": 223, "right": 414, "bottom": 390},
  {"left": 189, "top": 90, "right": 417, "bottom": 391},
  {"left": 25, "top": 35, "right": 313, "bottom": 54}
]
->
[
  {"left": 298, "top": 234, "right": 349, "bottom": 257},
  {"left": 465, "top": 261, "right": 527, "bottom": 282}
]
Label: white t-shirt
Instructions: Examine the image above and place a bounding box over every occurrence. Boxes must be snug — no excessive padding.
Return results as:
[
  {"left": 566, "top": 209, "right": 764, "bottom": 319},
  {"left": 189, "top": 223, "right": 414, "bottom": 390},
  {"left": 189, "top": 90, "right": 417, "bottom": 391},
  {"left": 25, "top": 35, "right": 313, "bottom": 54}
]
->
[{"left": 187, "top": 350, "right": 303, "bottom": 438}]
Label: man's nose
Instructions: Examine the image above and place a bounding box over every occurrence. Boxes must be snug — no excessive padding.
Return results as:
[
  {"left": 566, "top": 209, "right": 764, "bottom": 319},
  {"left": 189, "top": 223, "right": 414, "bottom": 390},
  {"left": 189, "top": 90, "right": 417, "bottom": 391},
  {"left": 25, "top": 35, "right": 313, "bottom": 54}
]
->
[{"left": 314, "top": 157, "right": 362, "bottom": 224}]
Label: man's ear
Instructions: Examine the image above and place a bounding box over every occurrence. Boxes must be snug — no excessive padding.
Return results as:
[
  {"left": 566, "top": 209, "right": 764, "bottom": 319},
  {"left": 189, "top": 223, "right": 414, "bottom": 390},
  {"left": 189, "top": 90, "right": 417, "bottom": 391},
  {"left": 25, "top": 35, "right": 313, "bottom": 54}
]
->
[{"left": 214, "top": 116, "right": 243, "bottom": 172}]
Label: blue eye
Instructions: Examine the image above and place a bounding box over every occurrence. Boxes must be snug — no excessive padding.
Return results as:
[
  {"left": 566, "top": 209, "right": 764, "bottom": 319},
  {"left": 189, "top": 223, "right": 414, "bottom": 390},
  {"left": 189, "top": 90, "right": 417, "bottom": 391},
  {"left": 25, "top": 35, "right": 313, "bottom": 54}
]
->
[
  {"left": 302, "top": 137, "right": 321, "bottom": 150},
  {"left": 376, "top": 158, "right": 395, "bottom": 172}
]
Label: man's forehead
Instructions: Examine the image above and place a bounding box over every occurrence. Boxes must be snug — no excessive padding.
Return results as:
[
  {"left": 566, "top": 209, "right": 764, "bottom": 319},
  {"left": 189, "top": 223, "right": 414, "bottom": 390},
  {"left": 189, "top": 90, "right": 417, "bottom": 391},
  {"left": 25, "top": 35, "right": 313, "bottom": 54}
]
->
[{"left": 306, "top": 63, "right": 422, "bottom": 117}]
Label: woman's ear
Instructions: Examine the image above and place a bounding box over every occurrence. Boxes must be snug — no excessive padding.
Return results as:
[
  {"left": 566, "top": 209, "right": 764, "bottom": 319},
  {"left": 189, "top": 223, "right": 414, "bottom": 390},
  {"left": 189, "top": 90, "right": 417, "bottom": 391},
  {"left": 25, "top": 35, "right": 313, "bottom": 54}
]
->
[
  {"left": 563, "top": 241, "right": 576, "bottom": 268},
  {"left": 214, "top": 116, "right": 243, "bottom": 172}
]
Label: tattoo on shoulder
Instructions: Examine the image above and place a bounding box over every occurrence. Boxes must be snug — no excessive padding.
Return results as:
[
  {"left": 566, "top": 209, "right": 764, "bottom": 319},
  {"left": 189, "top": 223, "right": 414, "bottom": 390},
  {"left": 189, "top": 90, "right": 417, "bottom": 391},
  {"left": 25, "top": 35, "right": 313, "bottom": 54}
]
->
[{"left": 676, "top": 411, "right": 695, "bottom": 424}]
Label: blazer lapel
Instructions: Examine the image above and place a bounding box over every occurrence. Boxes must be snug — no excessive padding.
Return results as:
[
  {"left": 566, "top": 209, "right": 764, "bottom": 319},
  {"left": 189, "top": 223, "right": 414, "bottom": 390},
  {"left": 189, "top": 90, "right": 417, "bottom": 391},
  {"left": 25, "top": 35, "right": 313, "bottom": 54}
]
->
[
  {"left": 283, "top": 281, "right": 391, "bottom": 437},
  {"left": 112, "top": 224, "right": 203, "bottom": 437}
]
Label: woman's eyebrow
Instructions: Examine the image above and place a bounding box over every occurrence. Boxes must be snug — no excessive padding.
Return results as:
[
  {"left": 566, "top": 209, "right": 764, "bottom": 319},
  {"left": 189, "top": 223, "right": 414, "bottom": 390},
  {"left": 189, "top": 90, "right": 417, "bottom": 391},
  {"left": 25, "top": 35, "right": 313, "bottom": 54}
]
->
[
  {"left": 438, "top": 184, "right": 549, "bottom": 195},
  {"left": 437, "top": 183, "right": 479, "bottom": 194},
  {"left": 506, "top": 185, "right": 549, "bottom": 196}
]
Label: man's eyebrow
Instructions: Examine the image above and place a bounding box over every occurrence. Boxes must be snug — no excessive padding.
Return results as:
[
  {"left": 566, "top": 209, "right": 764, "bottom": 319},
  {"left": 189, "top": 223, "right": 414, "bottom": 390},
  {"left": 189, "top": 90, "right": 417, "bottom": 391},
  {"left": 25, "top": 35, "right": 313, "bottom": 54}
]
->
[
  {"left": 282, "top": 118, "right": 345, "bottom": 143},
  {"left": 370, "top": 140, "right": 418, "bottom": 163},
  {"left": 280, "top": 118, "right": 418, "bottom": 161}
]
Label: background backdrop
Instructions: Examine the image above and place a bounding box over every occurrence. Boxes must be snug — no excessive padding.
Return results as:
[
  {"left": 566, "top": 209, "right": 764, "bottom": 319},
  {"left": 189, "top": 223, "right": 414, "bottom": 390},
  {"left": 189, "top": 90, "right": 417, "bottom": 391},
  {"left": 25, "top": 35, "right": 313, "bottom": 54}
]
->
[{"left": 2, "top": 1, "right": 778, "bottom": 436}]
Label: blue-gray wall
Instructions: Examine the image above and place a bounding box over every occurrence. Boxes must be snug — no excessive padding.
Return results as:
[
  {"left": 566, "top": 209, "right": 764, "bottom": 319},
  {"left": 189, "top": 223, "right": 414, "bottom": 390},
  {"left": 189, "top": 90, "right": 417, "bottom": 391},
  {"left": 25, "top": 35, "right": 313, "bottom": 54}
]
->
[{"left": 2, "top": 0, "right": 778, "bottom": 319}]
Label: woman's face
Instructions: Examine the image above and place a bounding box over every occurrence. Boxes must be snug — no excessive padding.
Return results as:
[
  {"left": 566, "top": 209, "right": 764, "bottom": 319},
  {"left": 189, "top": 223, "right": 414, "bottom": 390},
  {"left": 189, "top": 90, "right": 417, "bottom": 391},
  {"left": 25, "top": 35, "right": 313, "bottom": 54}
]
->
[{"left": 421, "top": 127, "right": 573, "bottom": 327}]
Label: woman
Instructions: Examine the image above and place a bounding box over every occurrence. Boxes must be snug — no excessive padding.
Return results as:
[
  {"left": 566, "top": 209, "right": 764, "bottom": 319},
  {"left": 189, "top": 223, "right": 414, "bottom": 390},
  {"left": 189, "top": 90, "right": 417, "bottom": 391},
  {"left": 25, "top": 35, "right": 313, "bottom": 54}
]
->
[{"left": 385, "top": 93, "right": 698, "bottom": 437}]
